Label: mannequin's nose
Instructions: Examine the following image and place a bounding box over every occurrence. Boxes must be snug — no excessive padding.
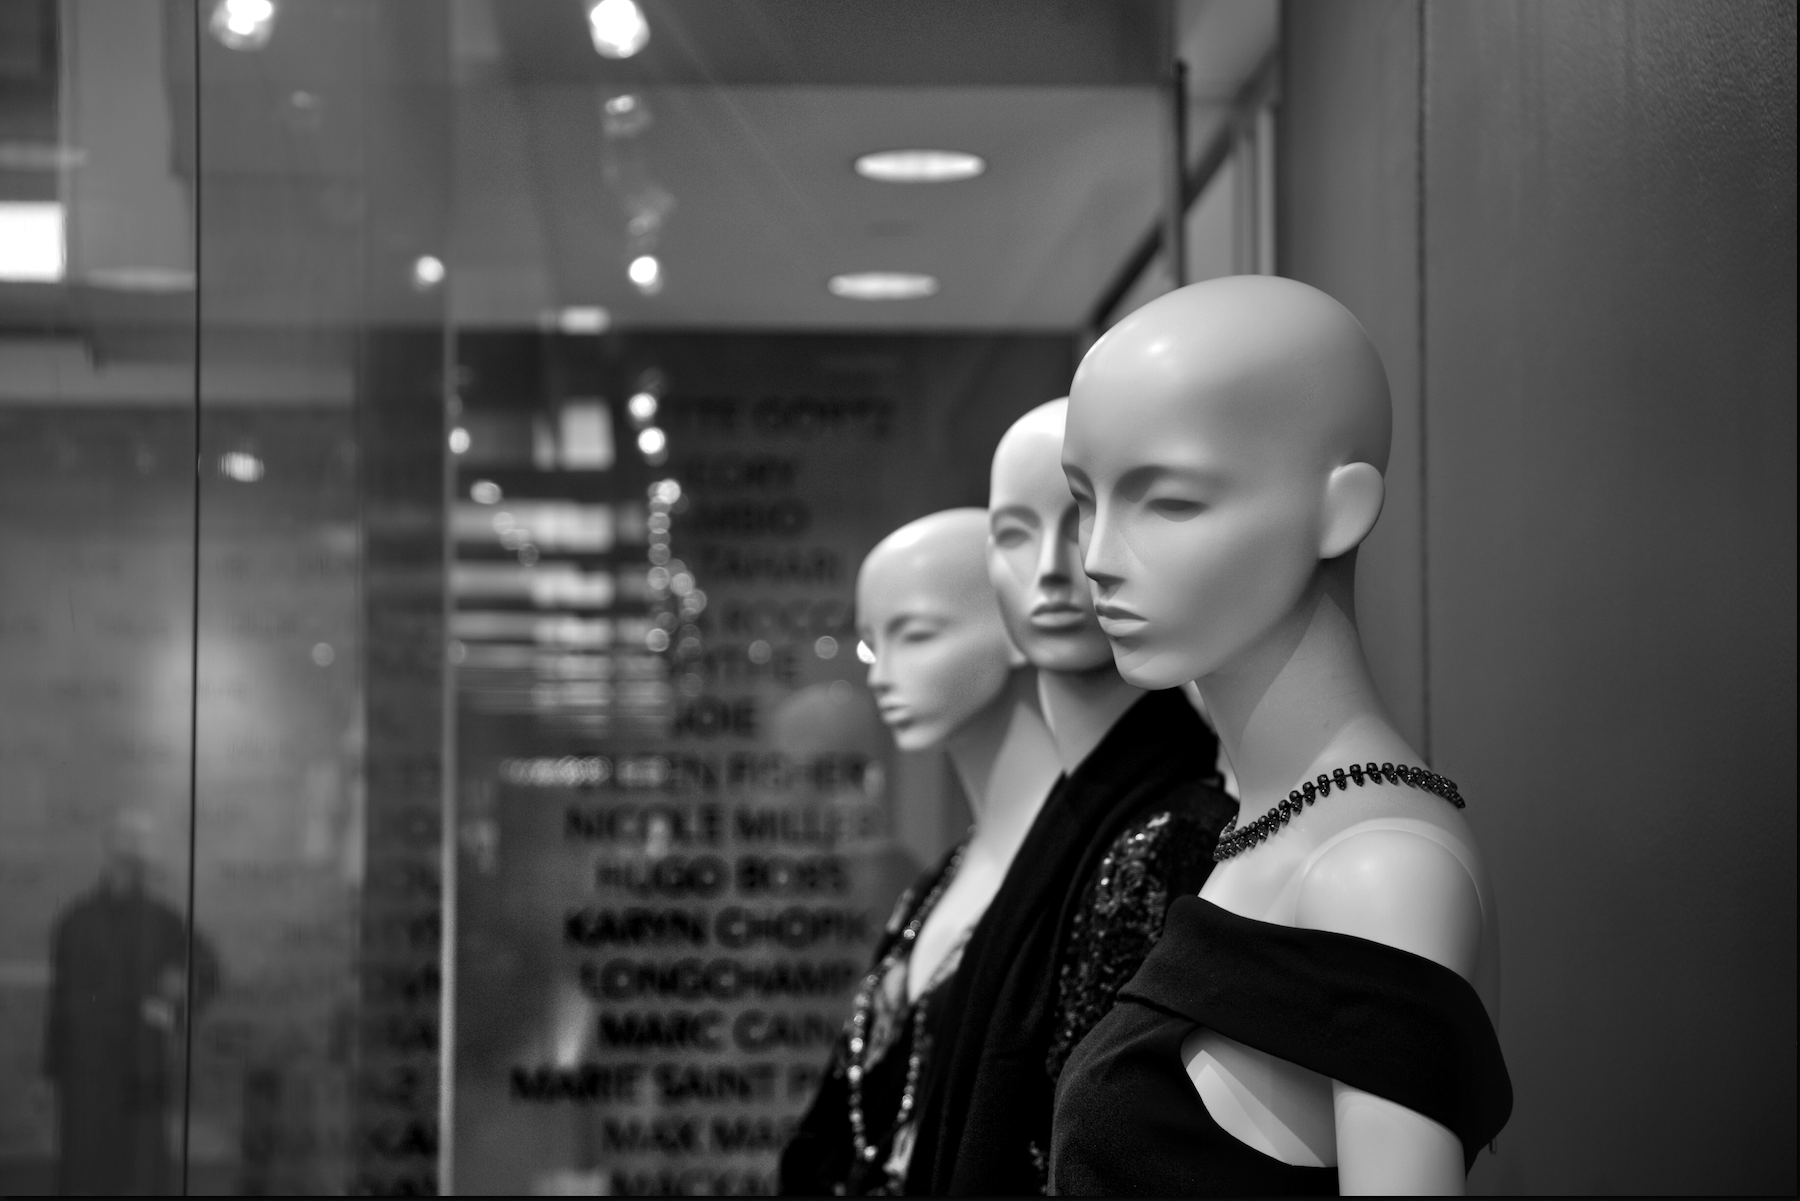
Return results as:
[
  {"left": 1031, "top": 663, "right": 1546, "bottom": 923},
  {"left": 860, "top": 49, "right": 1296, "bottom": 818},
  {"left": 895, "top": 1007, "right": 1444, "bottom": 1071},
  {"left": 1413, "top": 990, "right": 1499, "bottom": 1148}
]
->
[
  {"left": 1035, "top": 533, "right": 1071, "bottom": 587},
  {"left": 865, "top": 652, "right": 891, "bottom": 692},
  {"left": 1083, "top": 566, "right": 1124, "bottom": 599},
  {"left": 1082, "top": 505, "right": 1127, "bottom": 596}
]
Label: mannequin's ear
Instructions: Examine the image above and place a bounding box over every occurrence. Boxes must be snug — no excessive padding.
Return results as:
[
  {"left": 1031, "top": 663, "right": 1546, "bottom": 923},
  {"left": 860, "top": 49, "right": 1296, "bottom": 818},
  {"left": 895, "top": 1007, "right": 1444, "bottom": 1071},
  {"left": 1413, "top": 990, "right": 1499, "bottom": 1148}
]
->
[{"left": 1320, "top": 462, "right": 1384, "bottom": 560}]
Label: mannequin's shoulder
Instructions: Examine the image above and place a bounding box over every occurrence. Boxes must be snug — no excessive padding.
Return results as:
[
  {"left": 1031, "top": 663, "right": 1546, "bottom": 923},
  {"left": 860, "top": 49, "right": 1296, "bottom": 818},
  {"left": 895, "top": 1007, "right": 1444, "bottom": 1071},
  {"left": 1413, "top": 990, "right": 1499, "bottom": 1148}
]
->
[{"left": 1294, "top": 811, "right": 1485, "bottom": 982}]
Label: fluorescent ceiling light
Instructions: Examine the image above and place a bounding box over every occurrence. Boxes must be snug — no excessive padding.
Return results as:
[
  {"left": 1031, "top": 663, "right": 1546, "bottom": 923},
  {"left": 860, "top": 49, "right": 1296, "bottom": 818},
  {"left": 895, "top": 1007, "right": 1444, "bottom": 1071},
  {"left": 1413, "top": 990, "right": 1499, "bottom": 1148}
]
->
[
  {"left": 556, "top": 306, "right": 610, "bottom": 334},
  {"left": 588, "top": 0, "right": 650, "bottom": 59},
  {"left": 0, "top": 143, "right": 86, "bottom": 171},
  {"left": 85, "top": 267, "right": 194, "bottom": 292},
  {"left": 828, "top": 272, "right": 939, "bottom": 301},
  {"left": 0, "top": 203, "right": 64, "bottom": 282},
  {"left": 854, "top": 149, "right": 985, "bottom": 183},
  {"left": 220, "top": 451, "right": 264, "bottom": 482}
]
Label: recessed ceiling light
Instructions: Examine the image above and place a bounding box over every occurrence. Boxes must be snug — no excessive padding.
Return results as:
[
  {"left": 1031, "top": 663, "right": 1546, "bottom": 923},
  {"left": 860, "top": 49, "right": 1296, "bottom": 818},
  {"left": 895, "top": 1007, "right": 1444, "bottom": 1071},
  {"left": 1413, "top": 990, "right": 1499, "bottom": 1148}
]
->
[
  {"left": 828, "top": 272, "right": 939, "bottom": 301},
  {"left": 588, "top": 0, "right": 649, "bottom": 59},
  {"left": 629, "top": 254, "right": 663, "bottom": 295},
  {"left": 627, "top": 392, "right": 658, "bottom": 424},
  {"left": 411, "top": 255, "right": 445, "bottom": 289},
  {"left": 210, "top": 0, "right": 276, "bottom": 50},
  {"left": 854, "top": 150, "right": 985, "bottom": 184}
]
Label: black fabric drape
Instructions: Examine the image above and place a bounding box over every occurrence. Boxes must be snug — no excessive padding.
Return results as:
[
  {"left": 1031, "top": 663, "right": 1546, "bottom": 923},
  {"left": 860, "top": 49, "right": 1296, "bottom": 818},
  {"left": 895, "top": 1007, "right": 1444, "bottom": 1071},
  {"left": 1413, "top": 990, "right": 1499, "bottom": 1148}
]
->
[
  {"left": 907, "top": 688, "right": 1225, "bottom": 1196},
  {"left": 1049, "top": 897, "right": 1511, "bottom": 1196},
  {"left": 1131, "top": 897, "right": 1512, "bottom": 1167},
  {"left": 779, "top": 848, "right": 962, "bottom": 1196}
]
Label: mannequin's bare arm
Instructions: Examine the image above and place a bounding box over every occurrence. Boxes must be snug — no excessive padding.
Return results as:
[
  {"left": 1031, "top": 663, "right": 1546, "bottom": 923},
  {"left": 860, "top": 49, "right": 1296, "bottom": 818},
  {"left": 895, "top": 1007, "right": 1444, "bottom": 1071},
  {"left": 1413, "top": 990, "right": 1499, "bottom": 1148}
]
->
[{"left": 1297, "top": 827, "right": 1484, "bottom": 1195}]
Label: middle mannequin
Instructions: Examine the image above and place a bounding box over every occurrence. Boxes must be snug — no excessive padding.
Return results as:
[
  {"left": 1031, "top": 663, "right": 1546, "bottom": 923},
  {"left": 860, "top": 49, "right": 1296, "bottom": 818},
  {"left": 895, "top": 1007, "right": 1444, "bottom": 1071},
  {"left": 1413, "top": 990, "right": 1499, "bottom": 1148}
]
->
[{"left": 901, "top": 400, "right": 1240, "bottom": 1196}]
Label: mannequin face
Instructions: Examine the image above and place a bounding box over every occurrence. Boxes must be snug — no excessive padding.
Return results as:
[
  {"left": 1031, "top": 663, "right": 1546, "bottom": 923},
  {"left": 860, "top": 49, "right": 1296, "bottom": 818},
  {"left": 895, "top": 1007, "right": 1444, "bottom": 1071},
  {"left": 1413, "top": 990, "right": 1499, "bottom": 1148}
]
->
[
  {"left": 856, "top": 509, "right": 1022, "bottom": 751},
  {"left": 1062, "top": 276, "right": 1391, "bottom": 689},
  {"left": 987, "top": 399, "right": 1114, "bottom": 673}
]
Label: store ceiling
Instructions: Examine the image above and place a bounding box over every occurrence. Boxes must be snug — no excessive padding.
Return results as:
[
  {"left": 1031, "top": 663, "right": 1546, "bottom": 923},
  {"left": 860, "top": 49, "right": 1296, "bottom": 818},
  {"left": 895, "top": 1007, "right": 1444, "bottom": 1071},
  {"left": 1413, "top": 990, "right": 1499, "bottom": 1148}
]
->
[
  {"left": 451, "top": 0, "right": 1174, "bottom": 330},
  {"left": 0, "top": 0, "right": 1277, "bottom": 360},
  {"left": 481, "top": 0, "right": 1172, "bottom": 87},
  {"left": 451, "top": 82, "right": 1165, "bottom": 330}
]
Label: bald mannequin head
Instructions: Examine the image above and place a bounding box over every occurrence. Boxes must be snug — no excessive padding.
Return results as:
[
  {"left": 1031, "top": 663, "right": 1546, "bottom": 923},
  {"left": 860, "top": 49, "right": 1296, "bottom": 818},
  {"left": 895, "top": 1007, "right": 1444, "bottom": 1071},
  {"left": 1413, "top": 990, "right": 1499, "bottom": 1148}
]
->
[
  {"left": 1063, "top": 276, "right": 1393, "bottom": 688},
  {"left": 857, "top": 508, "right": 1025, "bottom": 750},
  {"left": 988, "top": 399, "right": 1114, "bottom": 673}
]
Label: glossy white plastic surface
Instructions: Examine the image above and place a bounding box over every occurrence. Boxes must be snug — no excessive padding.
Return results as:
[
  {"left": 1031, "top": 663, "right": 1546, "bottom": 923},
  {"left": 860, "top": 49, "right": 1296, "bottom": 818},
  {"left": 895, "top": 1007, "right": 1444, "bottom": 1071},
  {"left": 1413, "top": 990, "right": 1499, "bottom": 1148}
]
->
[
  {"left": 857, "top": 509, "right": 1061, "bottom": 1002},
  {"left": 1065, "top": 277, "right": 1499, "bottom": 1195},
  {"left": 987, "top": 400, "right": 1143, "bottom": 772}
]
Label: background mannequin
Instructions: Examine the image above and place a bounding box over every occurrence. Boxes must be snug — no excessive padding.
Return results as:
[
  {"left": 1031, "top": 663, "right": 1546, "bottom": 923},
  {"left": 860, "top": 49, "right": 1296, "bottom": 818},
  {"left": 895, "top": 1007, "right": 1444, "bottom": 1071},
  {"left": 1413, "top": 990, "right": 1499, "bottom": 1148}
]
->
[
  {"left": 782, "top": 508, "right": 1060, "bottom": 1197},
  {"left": 988, "top": 398, "right": 1143, "bottom": 770},
  {"left": 1056, "top": 276, "right": 1506, "bottom": 1195},
  {"left": 855, "top": 508, "right": 1062, "bottom": 1000}
]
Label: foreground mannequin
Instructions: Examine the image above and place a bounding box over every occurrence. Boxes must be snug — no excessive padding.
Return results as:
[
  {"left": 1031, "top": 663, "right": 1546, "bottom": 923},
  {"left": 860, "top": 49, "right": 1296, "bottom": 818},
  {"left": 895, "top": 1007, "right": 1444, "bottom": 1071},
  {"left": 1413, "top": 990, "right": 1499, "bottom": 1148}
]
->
[
  {"left": 781, "top": 509, "right": 1060, "bottom": 1196},
  {"left": 903, "top": 401, "right": 1237, "bottom": 1194},
  {"left": 1051, "top": 277, "right": 1511, "bottom": 1195}
]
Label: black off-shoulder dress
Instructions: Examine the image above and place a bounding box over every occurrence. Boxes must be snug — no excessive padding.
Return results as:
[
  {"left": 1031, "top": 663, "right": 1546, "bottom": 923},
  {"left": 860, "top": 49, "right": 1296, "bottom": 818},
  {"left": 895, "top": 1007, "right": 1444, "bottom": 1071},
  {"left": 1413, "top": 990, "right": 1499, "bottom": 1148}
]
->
[{"left": 1050, "top": 896, "right": 1513, "bottom": 1196}]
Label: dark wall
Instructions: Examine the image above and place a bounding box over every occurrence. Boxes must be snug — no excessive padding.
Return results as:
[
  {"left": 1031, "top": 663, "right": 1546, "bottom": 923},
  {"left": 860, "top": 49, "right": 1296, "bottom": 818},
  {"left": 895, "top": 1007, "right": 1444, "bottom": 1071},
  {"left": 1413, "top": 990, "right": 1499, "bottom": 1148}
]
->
[
  {"left": 1281, "top": 2, "right": 1796, "bottom": 1194},
  {"left": 1277, "top": 0, "right": 1426, "bottom": 749}
]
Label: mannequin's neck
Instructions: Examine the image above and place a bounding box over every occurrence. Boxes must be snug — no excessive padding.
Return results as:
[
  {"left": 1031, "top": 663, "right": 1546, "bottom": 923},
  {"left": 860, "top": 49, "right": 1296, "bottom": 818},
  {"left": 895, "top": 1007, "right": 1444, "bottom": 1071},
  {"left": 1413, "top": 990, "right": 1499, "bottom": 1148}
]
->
[
  {"left": 1038, "top": 665, "right": 1143, "bottom": 774},
  {"left": 1196, "top": 565, "right": 1415, "bottom": 812},
  {"left": 945, "top": 668, "right": 1062, "bottom": 861}
]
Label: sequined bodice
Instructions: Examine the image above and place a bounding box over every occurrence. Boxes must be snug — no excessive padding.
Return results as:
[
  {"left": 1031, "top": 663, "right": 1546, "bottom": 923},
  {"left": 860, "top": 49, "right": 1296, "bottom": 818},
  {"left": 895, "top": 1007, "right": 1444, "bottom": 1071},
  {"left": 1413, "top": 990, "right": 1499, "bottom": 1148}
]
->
[{"left": 1046, "top": 805, "right": 1220, "bottom": 1084}]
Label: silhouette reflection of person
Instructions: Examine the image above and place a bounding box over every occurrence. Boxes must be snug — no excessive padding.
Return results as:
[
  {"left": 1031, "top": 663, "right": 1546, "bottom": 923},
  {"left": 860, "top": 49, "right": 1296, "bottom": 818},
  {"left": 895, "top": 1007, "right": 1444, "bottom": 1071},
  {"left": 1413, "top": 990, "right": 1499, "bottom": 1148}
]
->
[{"left": 44, "top": 812, "right": 218, "bottom": 1196}]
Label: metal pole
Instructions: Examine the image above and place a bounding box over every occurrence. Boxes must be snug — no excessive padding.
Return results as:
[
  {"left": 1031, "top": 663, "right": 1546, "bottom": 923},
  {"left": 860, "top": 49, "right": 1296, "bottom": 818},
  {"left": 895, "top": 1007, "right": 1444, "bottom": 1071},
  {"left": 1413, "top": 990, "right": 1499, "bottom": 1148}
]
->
[{"left": 1167, "top": 57, "right": 1189, "bottom": 288}]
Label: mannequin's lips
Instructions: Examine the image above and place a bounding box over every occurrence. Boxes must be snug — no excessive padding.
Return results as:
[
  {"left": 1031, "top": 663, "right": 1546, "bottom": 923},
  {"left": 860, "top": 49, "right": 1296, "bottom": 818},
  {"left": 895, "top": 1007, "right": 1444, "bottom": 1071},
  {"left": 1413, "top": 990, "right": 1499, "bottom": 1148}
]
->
[
  {"left": 1093, "top": 603, "right": 1149, "bottom": 638},
  {"left": 1028, "top": 603, "right": 1089, "bottom": 632},
  {"left": 876, "top": 703, "right": 913, "bottom": 728}
]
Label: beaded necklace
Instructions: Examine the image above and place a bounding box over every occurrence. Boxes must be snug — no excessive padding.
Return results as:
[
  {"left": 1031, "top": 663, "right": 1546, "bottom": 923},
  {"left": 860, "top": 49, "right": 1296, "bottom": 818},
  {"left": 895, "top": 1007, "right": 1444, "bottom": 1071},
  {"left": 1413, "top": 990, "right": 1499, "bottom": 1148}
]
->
[
  {"left": 841, "top": 839, "right": 970, "bottom": 1195},
  {"left": 1212, "top": 762, "right": 1464, "bottom": 862}
]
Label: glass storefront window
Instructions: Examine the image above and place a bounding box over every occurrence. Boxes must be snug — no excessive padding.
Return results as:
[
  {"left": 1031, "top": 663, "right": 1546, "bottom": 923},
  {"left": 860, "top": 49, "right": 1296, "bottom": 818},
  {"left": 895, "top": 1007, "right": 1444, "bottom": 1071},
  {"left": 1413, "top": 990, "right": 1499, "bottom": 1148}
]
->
[
  {"left": 8, "top": 3, "right": 1798, "bottom": 1198},
  {"left": 1, "top": 1, "right": 1274, "bottom": 1193}
]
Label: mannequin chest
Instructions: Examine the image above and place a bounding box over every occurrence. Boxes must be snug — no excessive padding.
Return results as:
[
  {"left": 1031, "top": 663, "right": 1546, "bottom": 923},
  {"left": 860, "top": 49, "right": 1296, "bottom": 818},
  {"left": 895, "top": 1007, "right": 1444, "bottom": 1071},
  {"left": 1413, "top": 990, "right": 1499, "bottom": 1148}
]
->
[
  {"left": 1185, "top": 799, "right": 1498, "bottom": 1169},
  {"left": 906, "top": 854, "right": 1004, "bottom": 1004}
]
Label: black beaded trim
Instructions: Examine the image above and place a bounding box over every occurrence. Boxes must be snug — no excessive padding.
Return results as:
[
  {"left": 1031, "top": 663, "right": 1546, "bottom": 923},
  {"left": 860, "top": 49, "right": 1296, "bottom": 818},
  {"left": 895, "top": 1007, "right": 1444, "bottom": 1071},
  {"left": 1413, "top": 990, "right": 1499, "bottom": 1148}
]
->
[{"left": 1212, "top": 762, "right": 1464, "bottom": 862}]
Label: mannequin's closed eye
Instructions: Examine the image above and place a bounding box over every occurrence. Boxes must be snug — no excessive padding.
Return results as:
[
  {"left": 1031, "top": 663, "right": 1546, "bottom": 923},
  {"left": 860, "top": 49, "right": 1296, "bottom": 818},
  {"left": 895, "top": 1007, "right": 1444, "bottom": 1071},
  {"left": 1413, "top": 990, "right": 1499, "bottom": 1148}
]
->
[
  {"left": 1063, "top": 472, "right": 1095, "bottom": 512},
  {"left": 1146, "top": 495, "right": 1206, "bottom": 520},
  {"left": 891, "top": 617, "right": 947, "bottom": 644},
  {"left": 992, "top": 524, "right": 1032, "bottom": 550}
]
